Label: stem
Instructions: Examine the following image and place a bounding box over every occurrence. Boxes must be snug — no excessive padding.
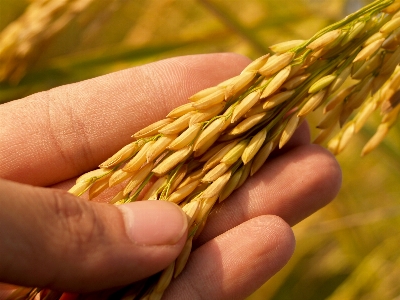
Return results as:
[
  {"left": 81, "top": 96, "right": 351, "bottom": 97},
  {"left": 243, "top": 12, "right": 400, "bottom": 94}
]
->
[{"left": 292, "top": 0, "right": 395, "bottom": 53}]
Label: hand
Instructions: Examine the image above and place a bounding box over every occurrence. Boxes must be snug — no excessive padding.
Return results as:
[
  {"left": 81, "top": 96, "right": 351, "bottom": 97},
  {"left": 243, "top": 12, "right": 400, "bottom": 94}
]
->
[{"left": 0, "top": 53, "right": 341, "bottom": 299}]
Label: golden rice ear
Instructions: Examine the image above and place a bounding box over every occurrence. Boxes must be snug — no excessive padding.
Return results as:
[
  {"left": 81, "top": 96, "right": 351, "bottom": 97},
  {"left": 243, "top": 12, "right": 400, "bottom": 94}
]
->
[
  {"left": 282, "top": 73, "right": 310, "bottom": 90},
  {"left": 258, "top": 52, "right": 295, "bottom": 77},
  {"left": 244, "top": 103, "right": 267, "bottom": 118},
  {"left": 142, "top": 176, "right": 167, "bottom": 200},
  {"left": 353, "top": 38, "right": 385, "bottom": 62},
  {"left": 203, "top": 140, "right": 238, "bottom": 171},
  {"left": 123, "top": 162, "right": 154, "bottom": 196},
  {"left": 76, "top": 168, "right": 111, "bottom": 184},
  {"left": 189, "top": 102, "right": 225, "bottom": 125},
  {"left": 217, "top": 75, "right": 239, "bottom": 88},
  {"left": 192, "top": 89, "right": 225, "bottom": 110},
  {"left": 287, "top": 62, "right": 306, "bottom": 78},
  {"left": 269, "top": 40, "right": 305, "bottom": 53},
  {"left": 337, "top": 122, "right": 356, "bottom": 154},
  {"left": 229, "top": 112, "right": 266, "bottom": 135},
  {"left": 220, "top": 140, "right": 248, "bottom": 165},
  {"left": 99, "top": 142, "right": 139, "bottom": 168},
  {"left": 392, "top": 9, "right": 400, "bottom": 19},
  {"left": 382, "top": 1, "right": 400, "bottom": 13},
  {"left": 133, "top": 118, "right": 173, "bottom": 139},
  {"left": 193, "top": 132, "right": 221, "bottom": 157},
  {"left": 146, "top": 134, "right": 177, "bottom": 162},
  {"left": 354, "top": 101, "right": 377, "bottom": 133},
  {"left": 362, "top": 99, "right": 400, "bottom": 155},
  {"left": 232, "top": 91, "right": 261, "bottom": 123},
  {"left": 193, "top": 118, "right": 226, "bottom": 151},
  {"left": 362, "top": 31, "right": 386, "bottom": 47},
  {"left": 341, "top": 21, "right": 366, "bottom": 46},
  {"left": 381, "top": 92, "right": 400, "bottom": 116},
  {"left": 251, "top": 141, "right": 275, "bottom": 176},
  {"left": 349, "top": 77, "right": 374, "bottom": 110},
  {"left": 307, "top": 29, "right": 341, "bottom": 50},
  {"left": 152, "top": 146, "right": 192, "bottom": 175},
  {"left": 382, "top": 102, "right": 400, "bottom": 124},
  {"left": 194, "top": 196, "right": 218, "bottom": 228},
  {"left": 201, "top": 171, "right": 231, "bottom": 199},
  {"left": 189, "top": 86, "right": 224, "bottom": 102},
  {"left": 263, "top": 90, "right": 295, "bottom": 109},
  {"left": 261, "top": 65, "right": 291, "bottom": 98},
  {"left": 308, "top": 75, "right": 336, "bottom": 94},
  {"left": 109, "top": 169, "right": 134, "bottom": 187},
  {"left": 167, "top": 102, "right": 196, "bottom": 118},
  {"left": 297, "top": 89, "right": 327, "bottom": 117},
  {"left": 326, "top": 133, "right": 339, "bottom": 154},
  {"left": 361, "top": 123, "right": 388, "bottom": 156},
  {"left": 241, "top": 54, "right": 270, "bottom": 73},
  {"left": 71, "top": 168, "right": 113, "bottom": 197},
  {"left": 202, "top": 163, "right": 230, "bottom": 182},
  {"left": 68, "top": 180, "right": 91, "bottom": 197},
  {"left": 181, "top": 201, "right": 201, "bottom": 228},
  {"left": 329, "top": 66, "right": 351, "bottom": 94},
  {"left": 226, "top": 71, "right": 257, "bottom": 96},
  {"left": 235, "top": 162, "right": 251, "bottom": 189},
  {"left": 199, "top": 141, "right": 230, "bottom": 163},
  {"left": 167, "top": 165, "right": 188, "bottom": 196},
  {"left": 219, "top": 168, "right": 243, "bottom": 202},
  {"left": 174, "top": 236, "right": 193, "bottom": 278},
  {"left": 242, "top": 128, "right": 267, "bottom": 164},
  {"left": 177, "top": 169, "right": 205, "bottom": 189},
  {"left": 88, "top": 174, "right": 112, "bottom": 200},
  {"left": 167, "top": 180, "right": 200, "bottom": 203},
  {"left": 150, "top": 262, "right": 175, "bottom": 299},
  {"left": 279, "top": 114, "right": 301, "bottom": 149},
  {"left": 380, "top": 15, "right": 400, "bottom": 34},
  {"left": 382, "top": 28, "right": 400, "bottom": 50},
  {"left": 159, "top": 111, "right": 196, "bottom": 135},
  {"left": 168, "top": 123, "right": 202, "bottom": 150},
  {"left": 21, "top": 2, "right": 400, "bottom": 299},
  {"left": 323, "top": 86, "right": 354, "bottom": 114},
  {"left": 123, "top": 141, "right": 154, "bottom": 172},
  {"left": 352, "top": 53, "right": 382, "bottom": 80},
  {"left": 187, "top": 182, "right": 209, "bottom": 201}
]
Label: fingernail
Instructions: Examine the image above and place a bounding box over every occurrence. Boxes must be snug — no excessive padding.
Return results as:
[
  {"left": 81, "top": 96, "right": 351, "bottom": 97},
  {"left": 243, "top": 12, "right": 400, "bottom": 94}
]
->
[{"left": 117, "top": 201, "right": 188, "bottom": 246}]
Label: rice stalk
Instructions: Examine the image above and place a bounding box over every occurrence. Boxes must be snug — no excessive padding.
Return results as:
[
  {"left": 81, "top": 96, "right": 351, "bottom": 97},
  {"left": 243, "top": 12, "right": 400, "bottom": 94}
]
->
[
  {"left": 0, "top": 0, "right": 97, "bottom": 84},
  {"left": 11, "top": 1, "right": 400, "bottom": 299}
]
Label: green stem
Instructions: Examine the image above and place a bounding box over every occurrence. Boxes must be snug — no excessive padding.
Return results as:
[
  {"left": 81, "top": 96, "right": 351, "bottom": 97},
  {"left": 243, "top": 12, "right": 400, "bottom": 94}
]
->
[{"left": 292, "top": 0, "right": 394, "bottom": 53}]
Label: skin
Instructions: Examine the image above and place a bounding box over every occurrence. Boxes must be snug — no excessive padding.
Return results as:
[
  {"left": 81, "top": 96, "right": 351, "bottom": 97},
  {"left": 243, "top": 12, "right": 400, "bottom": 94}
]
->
[{"left": 0, "top": 53, "right": 342, "bottom": 299}]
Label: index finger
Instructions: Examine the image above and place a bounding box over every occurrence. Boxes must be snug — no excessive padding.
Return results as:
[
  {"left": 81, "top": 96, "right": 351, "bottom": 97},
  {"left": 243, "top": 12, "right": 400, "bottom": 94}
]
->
[{"left": 0, "top": 53, "right": 251, "bottom": 186}]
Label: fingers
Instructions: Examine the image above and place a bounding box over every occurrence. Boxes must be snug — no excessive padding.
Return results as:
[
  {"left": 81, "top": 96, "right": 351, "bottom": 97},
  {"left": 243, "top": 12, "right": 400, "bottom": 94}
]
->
[
  {"left": 0, "top": 179, "right": 188, "bottom": 292},
  {"left": 0, "top": 53, "right": 251, "bottom": 186},
  {"left": 196, "top": 144, "right": 342, "bottom": 246},
  {"left": 0, "top": 283, "right": 17, "bottom": 299},
  {"left": 164, "top": 215, "right": 295, "bottom": 300}
]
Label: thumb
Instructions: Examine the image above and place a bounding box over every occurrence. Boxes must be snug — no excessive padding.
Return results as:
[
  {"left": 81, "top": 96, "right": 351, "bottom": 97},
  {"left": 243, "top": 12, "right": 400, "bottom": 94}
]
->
[{"left": 0, "top": 179, "right": 188, "bottom": 292}]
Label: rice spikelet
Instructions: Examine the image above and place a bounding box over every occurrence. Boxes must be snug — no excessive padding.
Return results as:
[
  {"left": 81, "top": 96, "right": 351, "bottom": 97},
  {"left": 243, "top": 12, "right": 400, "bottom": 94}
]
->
[{"left": 28, "top": 2, "right": 400, "bottom": 299}]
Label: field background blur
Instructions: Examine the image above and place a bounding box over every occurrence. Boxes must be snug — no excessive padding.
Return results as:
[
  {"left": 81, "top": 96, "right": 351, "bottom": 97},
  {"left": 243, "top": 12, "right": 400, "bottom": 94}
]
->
[{"left": 1, "top": 0, "right": 400, "bottom": 299}]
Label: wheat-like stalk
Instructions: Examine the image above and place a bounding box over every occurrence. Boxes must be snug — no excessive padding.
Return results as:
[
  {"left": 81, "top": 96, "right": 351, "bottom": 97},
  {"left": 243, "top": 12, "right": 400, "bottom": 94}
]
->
[
  {"left": 0, "top": 0, "right": 95, "bottom": 84},
  {"left": 11, "top": 0, "right": 400, "bottom": 299}
]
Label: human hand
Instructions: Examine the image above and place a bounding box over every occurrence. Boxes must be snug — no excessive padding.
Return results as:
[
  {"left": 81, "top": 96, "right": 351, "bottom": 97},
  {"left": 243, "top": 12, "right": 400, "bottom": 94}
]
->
[{"left": 0, "top": 53, "right": 341, "bottom": 299}]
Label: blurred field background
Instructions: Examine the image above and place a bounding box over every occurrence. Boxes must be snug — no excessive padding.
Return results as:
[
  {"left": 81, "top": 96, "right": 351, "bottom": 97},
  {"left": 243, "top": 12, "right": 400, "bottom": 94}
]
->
[{"left": 1, "top": 0, "right": 400, "bottom": 299}]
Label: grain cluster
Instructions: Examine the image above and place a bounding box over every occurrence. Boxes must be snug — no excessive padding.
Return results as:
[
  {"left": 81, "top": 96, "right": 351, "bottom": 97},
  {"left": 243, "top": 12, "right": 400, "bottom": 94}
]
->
[{"left": 14, "top": 0, "right": 400, "bottom": 299}]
